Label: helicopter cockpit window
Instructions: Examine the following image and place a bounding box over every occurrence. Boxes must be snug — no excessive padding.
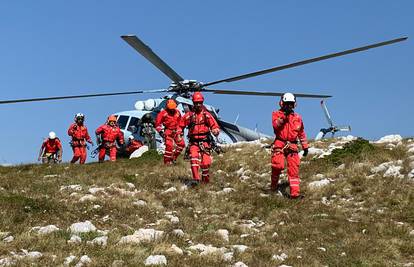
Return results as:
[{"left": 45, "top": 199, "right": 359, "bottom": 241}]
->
[
  {"left": 127, "top": 117, "right": 140, "bottom": 133},
  {"left": 117, "top": 115, "right": 129, "bottom": 130}
]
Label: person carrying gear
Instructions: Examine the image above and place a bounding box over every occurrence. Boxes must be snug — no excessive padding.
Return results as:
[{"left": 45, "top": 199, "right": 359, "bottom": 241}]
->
[
  {"left": 271, "top": 92, "right": 309, "bottom": 199},
  {"left": 95, "top": 115, "right": 124, "bottom": 162},
  {"left": 180, "top": 92, "right": 220, "bottom": 185},
  {"left": 125, "top": 135, "right": 143, "bottom": 156},
  {"left": 38, "top": 131, "right": 63, "bottom": 163},
  {"left": 155, "top": 99, "right": 185, "bottom": 164},
  {"left": 140, "top": 113, "right": 157, "bottom": 150},
  {"left": 68, "top": 113, "right": 93, "bottom": 164}
]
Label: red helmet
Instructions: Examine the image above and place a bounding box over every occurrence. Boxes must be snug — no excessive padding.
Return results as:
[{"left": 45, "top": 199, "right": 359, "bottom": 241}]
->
[
  {"left": 166, "top": 99, "right": 177, "bottom": 110},
  {"left": 192, "top": 92, "right": 204, "bottom": 103}
]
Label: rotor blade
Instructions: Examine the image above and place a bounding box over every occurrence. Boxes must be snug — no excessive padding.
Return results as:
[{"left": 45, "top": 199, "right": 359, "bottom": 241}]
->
[
  {"left": 121, "top": 35, "right": 184, "bottom": 83},
  {"left": 204, "top": 37, "right": 407, "bottom": 86},
  {"left": 0, "top": 89, "right": 168, "bottom": 104},
  {"left": 321, "top": 100, "right": 334, "bottom": 127},
  {"left": 204, "top": 88, "right": 331, "bottom": 98}
]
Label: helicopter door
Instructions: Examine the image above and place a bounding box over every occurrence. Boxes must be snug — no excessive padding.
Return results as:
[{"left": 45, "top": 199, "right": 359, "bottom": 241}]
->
[{"left": 127, "top": 117, "right": 141, "bottom": 138}]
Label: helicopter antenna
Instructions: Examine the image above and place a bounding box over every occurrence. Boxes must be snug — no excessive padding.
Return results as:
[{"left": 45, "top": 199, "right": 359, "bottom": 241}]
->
[{"left": 234, "top": 114, "right": 240, "bottom": 125}]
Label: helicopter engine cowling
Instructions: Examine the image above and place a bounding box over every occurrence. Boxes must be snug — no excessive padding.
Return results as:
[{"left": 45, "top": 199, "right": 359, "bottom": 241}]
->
[
  {"left": 144, "top": 99, "right": 156, "bottom": 110},
  {"left": 134, "top": 101, "right": 145, "bottom": 110}
]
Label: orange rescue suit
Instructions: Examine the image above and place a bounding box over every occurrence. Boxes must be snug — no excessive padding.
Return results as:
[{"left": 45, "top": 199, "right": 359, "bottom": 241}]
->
[
  {"left": 95, "top": 124, "right": 124, "bottom": 162},
  {"left": 41, "top": 138, "right": 62, "bottom": 154},
  {"left": 271, "top": 110, "right": 308, "bottom": 197},
  {"left": 68, "top": 123, "right": 92, "bottom": 164},
  {"left": 155, "top": 109, "right": 185, "bottom": 164},
  {"left": 180, "top": 108, "right": 220, "bottom": 182}
]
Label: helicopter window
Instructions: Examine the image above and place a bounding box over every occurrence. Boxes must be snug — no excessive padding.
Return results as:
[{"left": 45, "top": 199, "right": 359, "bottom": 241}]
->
[
  {"left": 127, "top": 117, "right": 141, "bottom": 133},
  {"left": 117, "top": 115, "right": 129, "bottom": 130}
]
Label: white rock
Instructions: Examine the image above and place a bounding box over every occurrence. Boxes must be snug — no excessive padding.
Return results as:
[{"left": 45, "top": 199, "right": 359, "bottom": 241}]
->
[
  {"left": 272, "top": 253, "right": 288, "bottom": 261},
  {"left": 162, "top": 187, "right": 177, "bottom": 194},
  {"left": 278, "top": 265, "right": 293, "bottom": 267},
  {"left": 88, "top": 187, "right": 105, "bottom": 195},
  {"left": 88, "top": 236, "right": 108, "bottom": 247},
  {"left": 383, "top": 165, "right": 403, "bottom": 178},
  {"left": 318, "top": 247, "right": 327, "bottom": 252},
  {"left": 60, "top": 184, "right": 82, "bottom": 192},
  {"left": 0, "top": 257, "right": 15, "bottom": 266},
  {"left": 375, "top": 134, "right": 402, "bottom": 144},
  {"left": 68, "top": 235, "right": 82, "bottom": 244},
  {"left": 408, "top": 147, "right": 414, "bottom": 154},
  {"left": 337, "top": 164, "right": 345, "bottom": 170},
  {"left": 272, "top": 232, "right": 279, "bottom": 238},
  {"left": 172, "top": 229, "right": 185, "bottom": 237},
  {"left": 133, "top": 200, "right": 147, "bottom": 206},
  {"left": 170, "top": 244, "right": 183, "bottom": 255},
  {"left": 409, "top": 230, "right": 414, "bottom": 236},
  {"left": 64, "top": 255, "right": 77, "bottom": 266},
  {"left": 32, "top": 225, "right": 60, "bottom": 235},
  {"left": 44, "top": 174, "right": 59, "bottom": 178},
  {"left": 217, "top": 229, "right": 229, "bottom": 242},
  {"left": 75, "top": 255, "right": 92, "bottom": 267},
  {"left": 25, "top": 251, "right": 43, "bottom": 259},
  {"left": 223, "top": 252, "right": 234, "bottom": 262},
  {"left": 79, "top": 194, "right": 98, "bottom": 202},
  {"left": 188, "top": 243, "right": 226, "bottom": 256},
  {"left": 222, "top": 187, "right": 236, "bottom": 194},
  {"left": 233, "top": 262, "right": 248, "bottom": 267},
  {"left": 69, "top": 221, "right": 97, "bottom": 234},
  {"left": 144, "top": 255, "right": 167, "bottom": 266},
  {"left": 235, "top": 167, "right": 245, "bottom": 176},
  {"left": 3, "top": 236, "right": 13, "bottom": 243},
  {"left": 126, "top": 182, "right": 135, "bottom": 189},
  {"left": 119, "top": 228, "right": 164, "bottom": 244},
  {"left": 371, "top": 162, "right": 394, "bottom": 173},
  {"left": 93, "top": 205, "right": 101, "bottom": 209},
  {"left": 232, "top": 245, "right": 248, "bottom": 253},
  {"left": 308, "top": 179, "right": 331, "bottom": 189},
  {"left": 307, "top": 147, "right": 325, "bottom": 156}
]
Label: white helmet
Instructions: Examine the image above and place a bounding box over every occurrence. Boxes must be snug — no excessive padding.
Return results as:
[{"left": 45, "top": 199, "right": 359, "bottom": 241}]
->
[
  {"left": 48, "top": 131, "right": 57, "bottom": 139},
  {"left": 128, "top": 135, "right": 134, "bottom": 140},
  {"left": 75, "top": 113, "right": 85, "bottom": 120},
  {"left": 282, "top": 92, "right": 296, "bottom": 103}
]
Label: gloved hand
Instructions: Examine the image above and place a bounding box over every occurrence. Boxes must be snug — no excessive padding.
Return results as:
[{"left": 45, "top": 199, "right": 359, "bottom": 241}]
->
[
  {"left": 211, "top": 128, "right": 220, "bottom": 136},
  {"left": 159, "top": 130, "right": 165, "bottom": 138},
  {"left": 177, "top": 134, "right": 183, "bottom": 142},
  {"left": 303, "top": 148, "right": 309, "bottom": 157},
  {"left": 88, "top": 140, "right": 94, "bottom": 146}
]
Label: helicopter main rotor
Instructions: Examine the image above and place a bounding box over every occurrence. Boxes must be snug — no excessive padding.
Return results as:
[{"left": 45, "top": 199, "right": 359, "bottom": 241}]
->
[{"left": 0, "top": 34, "right": 407, "bottom": 104}]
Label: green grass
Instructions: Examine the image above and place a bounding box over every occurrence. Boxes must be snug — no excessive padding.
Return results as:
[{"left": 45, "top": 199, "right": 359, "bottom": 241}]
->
[{"left": 0, "top": 139, "right": 413, "bottom": 266}]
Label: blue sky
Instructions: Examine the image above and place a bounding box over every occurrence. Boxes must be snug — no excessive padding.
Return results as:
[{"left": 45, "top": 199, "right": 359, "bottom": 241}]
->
[{"left": 0, "top": 1, "right": 412, "bottom": 164}]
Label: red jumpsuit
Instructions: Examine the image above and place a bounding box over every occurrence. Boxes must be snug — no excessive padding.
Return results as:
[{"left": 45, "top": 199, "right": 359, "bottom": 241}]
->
[
  {"left": 41, "top": 138, "right": 62, "bottom": 163},
  {"left": 126, "top": 140, "right": 143, "bottom": 155},
  {"left": 180, "top": 108, "right": 220, "bottom": 182},
  {"left": 68, "top": 123, "right": 92, "bottom": 164},
  {"left": 95, "top": 124, "right": 124, "bottom": 162},
  {"left": 155, "top": 109, "right": 185, "bottom": 164},
  {"left": 41, "top": 138, "right": 62, "bottom": 154},
  {"left": 271, "top": 110, "right": 309, "bottom": 197}
]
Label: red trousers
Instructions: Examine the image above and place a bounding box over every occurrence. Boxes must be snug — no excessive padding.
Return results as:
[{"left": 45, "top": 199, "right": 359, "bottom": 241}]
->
[
  {"left": 164, "top": 134, "right": 185, "bottom": 164},
  {"left": 98, "top": 146, "right": 117, "bottom": 162},
  {"left": 71, "top": 146, "right": 87, "bottom": 164},
  {"left": 189, "top": 142, "right": 212, "bottom": 182},
  {"left": 271, "top": 151, "right": 301, "bottom": 197}
]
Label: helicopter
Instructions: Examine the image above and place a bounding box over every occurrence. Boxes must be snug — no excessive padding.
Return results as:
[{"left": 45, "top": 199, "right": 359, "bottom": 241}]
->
[
  {"left": 0, "top": 34, "right": 407, "bottom": 152},
  {"left": 315, "top": 100, "right": 351, "bottom": 140}
]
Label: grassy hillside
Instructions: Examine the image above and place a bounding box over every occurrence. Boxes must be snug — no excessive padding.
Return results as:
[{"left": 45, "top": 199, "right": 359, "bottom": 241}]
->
[{"left": 0, "top": 137, "right": 413, "bottom": 266}]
